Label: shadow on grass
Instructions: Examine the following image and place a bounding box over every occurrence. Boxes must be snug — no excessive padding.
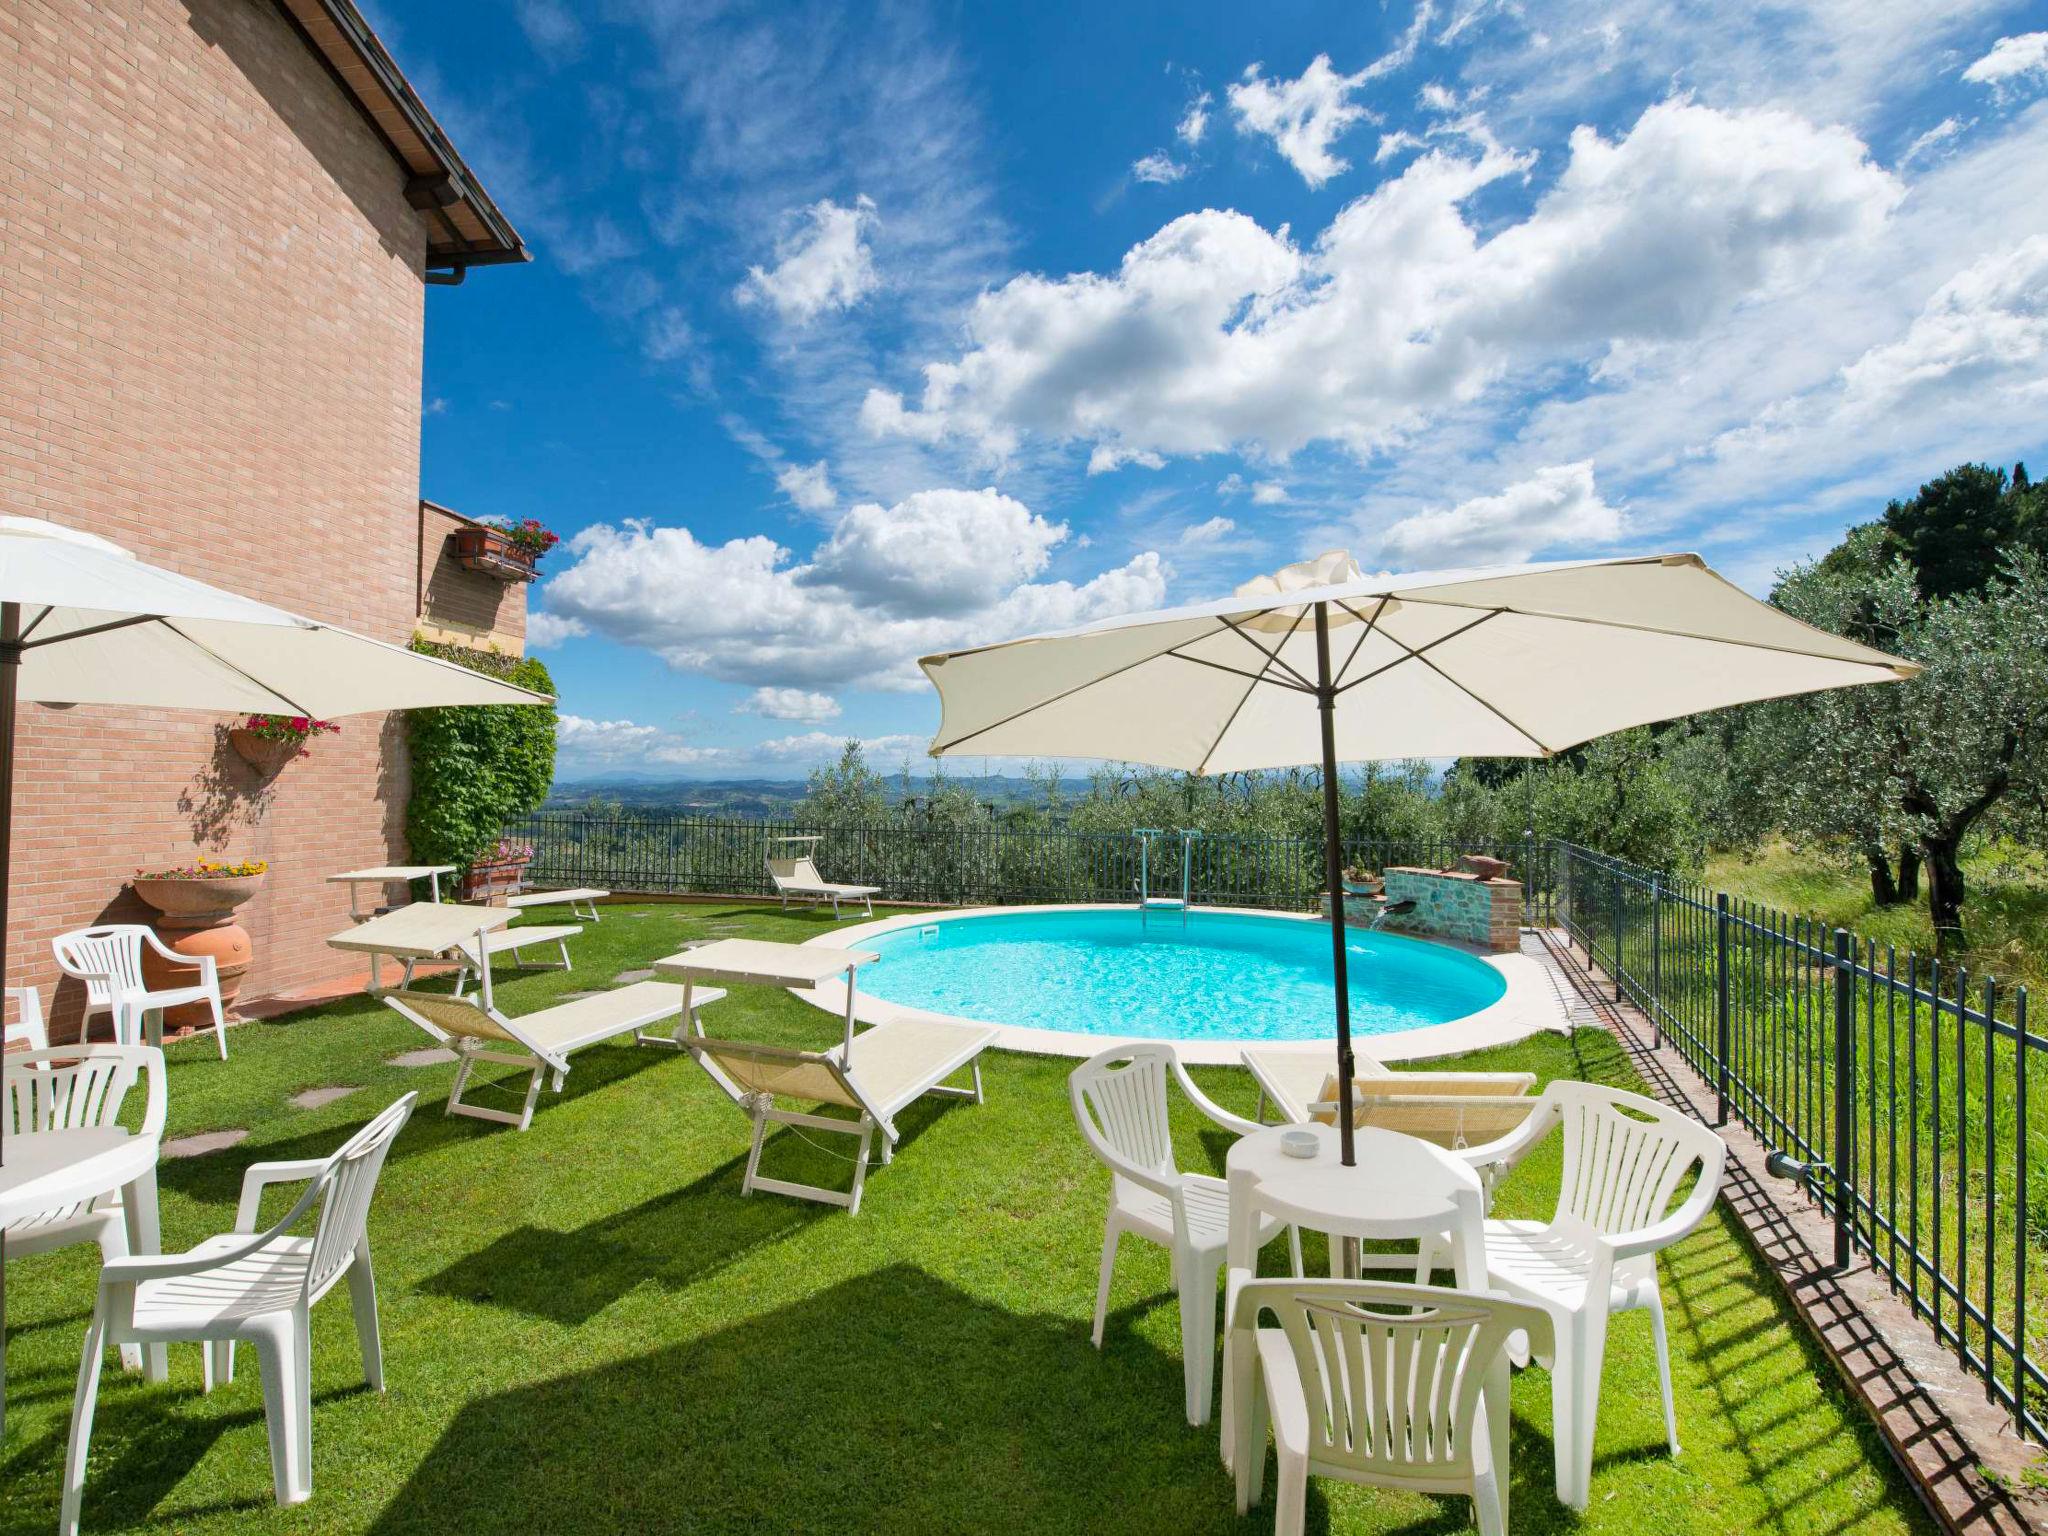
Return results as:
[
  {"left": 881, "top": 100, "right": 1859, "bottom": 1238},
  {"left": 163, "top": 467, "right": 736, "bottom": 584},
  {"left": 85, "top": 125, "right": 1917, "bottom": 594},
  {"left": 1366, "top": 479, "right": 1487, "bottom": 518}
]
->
[
  {"left": 416, "top": 1094, "right": 965, "bottom": 1326},
  {"left": 152, "top": 1042, "right": 682, "bottom": 1207},
  {"left": 370, "top": 1264, "right": 1540, "bottom": 1536}
]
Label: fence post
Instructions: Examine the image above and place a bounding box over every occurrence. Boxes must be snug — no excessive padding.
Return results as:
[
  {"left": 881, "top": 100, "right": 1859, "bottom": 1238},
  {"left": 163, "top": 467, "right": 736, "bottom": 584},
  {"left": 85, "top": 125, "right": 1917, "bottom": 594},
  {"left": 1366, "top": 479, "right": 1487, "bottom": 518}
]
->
[
  {"left": 1833, "top": 926, "right": 1854, "bottom": 1271},
  {"left": 1715, "top": 892, "right": 1731, "bottom": 1128},
  {"left": 1650, "top": 876, "right": 1662, "bottom": 1049},
  {"left": 1522, "top": 826, "right": 1535, "bottom": 924},
  {"left": 1610, "top": 865, "right": 1624, "bottom": 1003}
]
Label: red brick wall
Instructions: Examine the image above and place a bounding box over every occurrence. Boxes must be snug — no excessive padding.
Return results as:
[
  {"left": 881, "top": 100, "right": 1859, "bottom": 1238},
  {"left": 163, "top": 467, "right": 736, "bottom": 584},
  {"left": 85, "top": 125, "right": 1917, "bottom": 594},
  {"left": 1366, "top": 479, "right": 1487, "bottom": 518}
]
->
[
  {"left": 418, "top": 502, "right": 529, "bottom": 654},
  {"left": 0, "top": 0, "right": 468, "bottom": 1034}
]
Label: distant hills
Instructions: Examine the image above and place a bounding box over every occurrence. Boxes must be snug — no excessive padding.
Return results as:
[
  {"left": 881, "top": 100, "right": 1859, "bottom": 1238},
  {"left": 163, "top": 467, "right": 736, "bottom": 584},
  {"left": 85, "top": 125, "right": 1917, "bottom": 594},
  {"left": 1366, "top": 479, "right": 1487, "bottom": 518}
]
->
[{"left": 544, "top": 774, "right": 1050, "bottom": 818}]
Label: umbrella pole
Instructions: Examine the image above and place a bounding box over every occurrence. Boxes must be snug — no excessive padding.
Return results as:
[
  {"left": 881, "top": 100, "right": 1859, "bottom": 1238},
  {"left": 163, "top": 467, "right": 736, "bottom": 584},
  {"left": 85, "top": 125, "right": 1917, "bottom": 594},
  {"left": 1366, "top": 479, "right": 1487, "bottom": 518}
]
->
[
  {"left": 1313, "top": 602, "right": 1357, "bottom": 1169},
  {"left": 1, "top": 601, "right": 15, "bottom": 1421}
]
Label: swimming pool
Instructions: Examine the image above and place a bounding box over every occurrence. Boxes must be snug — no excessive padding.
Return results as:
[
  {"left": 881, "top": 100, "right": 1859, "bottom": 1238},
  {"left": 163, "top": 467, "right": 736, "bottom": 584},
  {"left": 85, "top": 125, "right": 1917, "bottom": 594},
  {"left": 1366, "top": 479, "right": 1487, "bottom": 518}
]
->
[{"left": 852, "top": 906, "right": 1507, "bottom": 1044}]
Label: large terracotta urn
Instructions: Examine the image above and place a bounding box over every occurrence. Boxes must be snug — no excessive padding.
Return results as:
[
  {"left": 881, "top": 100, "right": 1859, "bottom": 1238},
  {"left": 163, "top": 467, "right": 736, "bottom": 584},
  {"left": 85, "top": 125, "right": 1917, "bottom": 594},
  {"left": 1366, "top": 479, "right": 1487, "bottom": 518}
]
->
[{"left": 131, "top": 872, "right": 265, "bottom": 1028}]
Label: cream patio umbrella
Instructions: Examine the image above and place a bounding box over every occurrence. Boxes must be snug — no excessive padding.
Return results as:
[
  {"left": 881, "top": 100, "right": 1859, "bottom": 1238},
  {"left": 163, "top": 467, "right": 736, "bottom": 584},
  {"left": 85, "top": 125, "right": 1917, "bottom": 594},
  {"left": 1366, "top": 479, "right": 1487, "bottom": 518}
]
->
[
  {"left": 0, "top": 514, "right": 552, "bottom": 1099},
  {"left": 919, "top": 549, "right": 1918, "bottom": 1166}
]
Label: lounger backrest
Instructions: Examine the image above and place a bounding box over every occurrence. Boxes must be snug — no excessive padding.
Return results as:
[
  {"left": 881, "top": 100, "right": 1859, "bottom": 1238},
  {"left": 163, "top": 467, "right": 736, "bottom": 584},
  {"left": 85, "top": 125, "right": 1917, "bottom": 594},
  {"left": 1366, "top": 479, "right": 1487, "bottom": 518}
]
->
[
  {"left": 689, "top": 1036, "right": 890, "bottom": 1131},
  {"left": 1313, "top": 1090, "right": 1539, "bottom": 1150},
  {"left": 792, "top": 856, "right": 827, "bottom": 886},
  {"left": 382, "top": 989, "right": 569, "bottom": 1071}
]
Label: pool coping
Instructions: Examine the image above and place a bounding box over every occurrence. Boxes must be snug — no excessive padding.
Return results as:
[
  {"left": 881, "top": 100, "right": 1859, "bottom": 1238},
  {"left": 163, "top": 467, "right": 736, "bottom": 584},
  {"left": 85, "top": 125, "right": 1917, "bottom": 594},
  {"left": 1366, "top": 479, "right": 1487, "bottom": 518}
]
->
[{"left": 799, "top": 903, "right": 1569, "bottom": 1065}]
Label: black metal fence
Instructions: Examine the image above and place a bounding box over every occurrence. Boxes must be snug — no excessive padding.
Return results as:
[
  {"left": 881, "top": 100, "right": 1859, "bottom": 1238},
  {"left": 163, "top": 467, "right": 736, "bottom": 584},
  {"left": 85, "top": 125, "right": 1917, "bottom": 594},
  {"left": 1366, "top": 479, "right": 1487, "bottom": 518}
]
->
[
  {"left": 507, "top": 809, "right": 1559, "bottom": 916},
  {"left": 1554, "top": 842, "right": 2043, "bottom": 1441}
]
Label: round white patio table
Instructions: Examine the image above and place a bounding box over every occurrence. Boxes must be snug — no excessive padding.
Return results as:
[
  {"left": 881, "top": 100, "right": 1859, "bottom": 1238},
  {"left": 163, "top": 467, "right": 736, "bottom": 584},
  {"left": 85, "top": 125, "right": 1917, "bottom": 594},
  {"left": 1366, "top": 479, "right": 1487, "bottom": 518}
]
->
[
  {"left": 1220, "top": 1121, "right": 1489, "bottom": 1467},
  {"left": 1, "top": 1125, "right": 167, "bottom": 1440}
]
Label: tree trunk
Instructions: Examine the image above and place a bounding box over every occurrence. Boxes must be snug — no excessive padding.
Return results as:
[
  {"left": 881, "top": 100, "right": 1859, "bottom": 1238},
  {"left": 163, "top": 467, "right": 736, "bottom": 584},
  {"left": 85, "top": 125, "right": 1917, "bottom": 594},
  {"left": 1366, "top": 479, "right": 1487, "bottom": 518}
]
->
[
  {"left": 1864, "top": 844, "right": 1899, "bottom": 906},
  {"left": 1897, "top": 844, "right": 1921, "bottom": 902},
  {"left": 1920, "top": 835, "right": 1967, "bottom": 952}
]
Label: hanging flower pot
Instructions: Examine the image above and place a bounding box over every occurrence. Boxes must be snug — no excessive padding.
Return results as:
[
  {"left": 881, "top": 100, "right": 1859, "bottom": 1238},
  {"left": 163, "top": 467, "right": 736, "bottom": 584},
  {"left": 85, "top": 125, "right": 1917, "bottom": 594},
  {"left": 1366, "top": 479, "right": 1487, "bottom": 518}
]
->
[
  {"left": 230, "top": 714, "right": 340, "bottom": 772},
  {"left": 451, "top": 519, "right": 558, "bottom": 583}
]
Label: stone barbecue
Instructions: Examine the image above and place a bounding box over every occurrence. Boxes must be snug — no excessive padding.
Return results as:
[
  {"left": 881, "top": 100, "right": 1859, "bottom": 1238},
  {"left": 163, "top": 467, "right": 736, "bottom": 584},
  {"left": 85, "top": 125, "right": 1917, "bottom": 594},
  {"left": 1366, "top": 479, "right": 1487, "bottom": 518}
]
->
[{"left": 1324, "top": 864, "right": 1523, "bottom": 952}]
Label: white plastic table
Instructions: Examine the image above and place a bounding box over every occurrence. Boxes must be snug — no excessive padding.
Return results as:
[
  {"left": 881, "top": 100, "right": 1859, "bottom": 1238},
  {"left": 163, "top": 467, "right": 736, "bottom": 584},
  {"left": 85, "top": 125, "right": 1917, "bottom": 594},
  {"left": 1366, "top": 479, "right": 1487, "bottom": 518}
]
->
[
  {"left": 1, "top": 1126, "right": 167, "bottom": 1437},
  {"left": 325, "top": 902, "right": 512, "bottom": 995},
  {"left": 1220, "top": 1122, "right": 1489, "bottom": 1468},
  {"left": 1225, "top": 1121, "right": 1487, "bottom": 1283},
  {"left": 652, "top": 939, "right": 880, "bottom": 1047},
  {"left": 328, "top": 865, "right": 458, "bottom": 921}
]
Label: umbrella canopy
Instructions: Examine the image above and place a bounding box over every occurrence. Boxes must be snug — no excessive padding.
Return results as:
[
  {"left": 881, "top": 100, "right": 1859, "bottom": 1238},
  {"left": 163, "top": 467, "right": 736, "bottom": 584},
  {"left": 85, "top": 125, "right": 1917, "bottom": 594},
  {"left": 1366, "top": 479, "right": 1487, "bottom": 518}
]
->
[
  {"left": 919, "top": 549, "right": 1917, "bottom": 1165},
  {"left": 0, "top": 517, "right": 553, "bottom": 713},
  {"left": 922, "top": 550, "right": 1918, "bottom": 768}
]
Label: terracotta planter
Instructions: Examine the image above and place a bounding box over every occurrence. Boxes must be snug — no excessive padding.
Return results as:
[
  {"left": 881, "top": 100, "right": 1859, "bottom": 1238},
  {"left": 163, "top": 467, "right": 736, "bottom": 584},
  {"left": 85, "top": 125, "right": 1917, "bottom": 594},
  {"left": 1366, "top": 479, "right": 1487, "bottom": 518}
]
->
[
  {"left": 450, "top": 526, "right": 537, "bottom": 583},
  {"left": 461, "top": 858, "right": 531, "bottom": 902},
  {"left": 132, "top": 873, "right": 265, "bottom": 1028},
  {"left": 228, "top": 729, "right": 300, "bottom": 773}
]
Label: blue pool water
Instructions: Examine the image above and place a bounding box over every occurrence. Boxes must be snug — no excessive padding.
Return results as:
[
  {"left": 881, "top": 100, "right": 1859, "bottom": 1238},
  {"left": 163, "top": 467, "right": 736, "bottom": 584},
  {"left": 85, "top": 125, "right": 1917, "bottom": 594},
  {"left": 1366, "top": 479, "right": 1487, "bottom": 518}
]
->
[{"left": 858, "top": 907, "right": 1506, "bottom": 1042}]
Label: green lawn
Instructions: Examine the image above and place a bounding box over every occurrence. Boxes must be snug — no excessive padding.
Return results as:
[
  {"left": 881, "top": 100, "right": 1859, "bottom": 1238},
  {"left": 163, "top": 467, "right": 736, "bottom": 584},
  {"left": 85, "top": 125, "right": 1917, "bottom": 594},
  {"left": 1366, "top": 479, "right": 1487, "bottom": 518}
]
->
[
  {"left": 1704, "top": 840, "right": 2048, "bottom": 990},
  {"left": 2, "top": 903, "right": 1927, "bottom": 1535}
]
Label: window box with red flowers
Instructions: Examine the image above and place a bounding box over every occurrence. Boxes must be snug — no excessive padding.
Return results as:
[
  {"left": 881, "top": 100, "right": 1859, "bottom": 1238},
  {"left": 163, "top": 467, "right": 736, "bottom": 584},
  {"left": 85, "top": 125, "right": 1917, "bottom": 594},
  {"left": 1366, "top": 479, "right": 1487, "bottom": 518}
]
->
[
  {"left": 461, "top": 837, "right": 535, "bottom": 902},
  {"left": 229, "top": 714, "right": 340, "bottom": 772},
  {"left": 451, "top": 518, "right": 560, "bottom": 583}
]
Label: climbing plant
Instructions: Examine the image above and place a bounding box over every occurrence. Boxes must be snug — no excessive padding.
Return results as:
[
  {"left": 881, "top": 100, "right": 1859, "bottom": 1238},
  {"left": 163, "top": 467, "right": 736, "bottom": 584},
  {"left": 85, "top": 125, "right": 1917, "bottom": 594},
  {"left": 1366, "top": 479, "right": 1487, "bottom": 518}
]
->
[{"left": 405, "top": 638, "right": 557, "bottom": 872}]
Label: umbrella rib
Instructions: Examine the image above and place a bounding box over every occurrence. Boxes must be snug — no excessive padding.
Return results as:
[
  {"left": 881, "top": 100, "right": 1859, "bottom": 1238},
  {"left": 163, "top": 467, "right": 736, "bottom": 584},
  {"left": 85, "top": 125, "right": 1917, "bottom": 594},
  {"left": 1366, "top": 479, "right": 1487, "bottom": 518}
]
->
[
  {"left": 18, "top": 613, "right": 163, "bottom": 650},
  {"left": 1216, "top": 614, "right": 1319, "bottom": 692},
  {"left": 1363, "top": 594, "right": 1914, "bottom": 671},
  {"left": 14, "top": 605, "right": 54, "bottom": 644},
  {"left": 1163, "top": 650, "right": 1314, "bottom": 692},
  {"left": 1329, "top": 595, "right": 1390, "bottom": 690},
  {"left": 1404, "top": 645, "right": 1557, "bottom": 755},
  {"left": 929, "top": 626, "right": 1222, "bottom": 754},
  {"left": 1192, "top": 633, "right": 1289, "bottom": 777},
  {"left": 155, "top": 619, "right": 316, "bottom": 716},
  {"left": 1332, "top": 609, "right": 1502, "bottom": 696}
]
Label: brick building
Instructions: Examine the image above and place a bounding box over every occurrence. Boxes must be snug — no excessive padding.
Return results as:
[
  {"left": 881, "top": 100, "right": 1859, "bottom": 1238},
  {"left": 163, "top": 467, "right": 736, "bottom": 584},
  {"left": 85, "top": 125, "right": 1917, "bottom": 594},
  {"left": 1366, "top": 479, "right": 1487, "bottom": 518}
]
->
[{"left": 1, "top": 0, "right": 532, "bottom": 1034}]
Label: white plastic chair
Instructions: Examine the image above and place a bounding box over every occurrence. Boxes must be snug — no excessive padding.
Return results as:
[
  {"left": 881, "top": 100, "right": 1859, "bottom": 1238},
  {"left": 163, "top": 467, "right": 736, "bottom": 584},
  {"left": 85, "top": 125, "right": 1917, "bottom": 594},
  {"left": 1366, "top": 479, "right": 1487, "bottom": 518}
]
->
[
  {"left": 1228, "top": 1277, "right": 1552, "bottom": 1536},
  {"left": 1069, "top": 1042, "right": 1301, "bottom": 1426},
  {"left": 5, "top": 1045, "right": 167, "bottom": 1373},
  {"left": 51, "top": 924, "right": 228, "bottom": 1059},
  {"left": 1424, "top": 1080, "right": 1727, "bottom": 1509},
  {"left": 60, "top": 1092, "right": 418, "bottom": 1535},
  {"left": 5, "top": 984, "right": 48, "bottom": 1051}
]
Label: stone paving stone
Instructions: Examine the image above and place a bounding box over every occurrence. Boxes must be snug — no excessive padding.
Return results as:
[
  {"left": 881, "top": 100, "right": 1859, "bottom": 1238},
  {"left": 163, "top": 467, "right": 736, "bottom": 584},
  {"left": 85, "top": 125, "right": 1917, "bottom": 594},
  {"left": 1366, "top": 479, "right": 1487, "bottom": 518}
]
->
[
  {"left": 389, "top": 1047, "right": 458, "bottom": 1068},
  {"left": 612, "top": 968, "right": 656, "bottom": 984},
  {"left": 162, "top": 1128, "right": 249, "bottom": 1159},
  {"left": 289, "top": 1086, "right": 360, "bottom": 1110}
]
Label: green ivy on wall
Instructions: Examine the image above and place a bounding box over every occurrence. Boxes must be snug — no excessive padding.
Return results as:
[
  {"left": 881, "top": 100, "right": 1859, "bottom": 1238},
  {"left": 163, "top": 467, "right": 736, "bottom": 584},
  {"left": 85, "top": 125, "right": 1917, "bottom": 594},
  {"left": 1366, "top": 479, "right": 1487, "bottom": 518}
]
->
[{"left": 405, "top": 637, "right": 557, "bottom": 870}]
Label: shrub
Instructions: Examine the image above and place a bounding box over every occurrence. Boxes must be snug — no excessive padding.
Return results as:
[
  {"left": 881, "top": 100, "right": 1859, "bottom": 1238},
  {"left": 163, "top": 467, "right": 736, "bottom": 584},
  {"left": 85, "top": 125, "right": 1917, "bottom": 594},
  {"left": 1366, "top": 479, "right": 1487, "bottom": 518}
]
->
[{"left": 405, "top": 639, "right": 557, "bottom": 872}]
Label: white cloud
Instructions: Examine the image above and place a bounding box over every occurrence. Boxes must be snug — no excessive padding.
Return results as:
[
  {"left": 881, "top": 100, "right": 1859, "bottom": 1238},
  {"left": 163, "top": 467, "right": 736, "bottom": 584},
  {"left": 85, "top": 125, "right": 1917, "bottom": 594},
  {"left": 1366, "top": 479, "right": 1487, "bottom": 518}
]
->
[
  {"left": 1228, "top": 55, "right": 1377, "bottom": 187},
  {"left": 525, "top": 611, "right": 588, "bottom": 648},
  {"left": 538, "top": 501, "right": 1167, "bottom": 692},
  {"left": 736, "top": 687, "right": 842, "bottom": 723},
  {"left": 869, "top": 100, "right": 1898, "bottom": 469},
  {"left": 1180, "top": 515, "right": 1236, "bottom": 546},
  {"left": 804, "top": 488, "right": 1065, "bottom": 615},
  {"left": 1837, "top": 237, "right": 2048, "bottom": 414},
  {"left": 424, "top": 397, "right": 448, "bottom": 416},
  {"left": 753, "top": 730, "right": 929, "bottom": 765},
  {"left": 1131, "top": 152, "right": 1188, "bottom": 185},
  {"left": 556, "top": 714, "right": 720, "bottom": 766},
  {"left": 1963, "top": 33, "right": 2048, "bottom": 96},
  {"left": 1086, "top": 444, "right": 1165, "bottom": 474},
  {"left": 554, "top": 215, "right": 637, "bottom": 276},
  {"left": 1250, "top": 480, "right": 1289, "bottom": 505},
  {"left": 517, "top": 0, "right": 582, "bottom": 61},
  {"left": 736, "top": 196, "right": 880, "bottom": 323},
  {"left": 1899, "top": 116, "right": 1966, "bottom": 169},
  {"left": 775, "top": 460, "right": 837, "bottom": 512},
  {"left": 1376, "top": 461, "right": 1622, "bottom": 565},
  {"left": 1178, "top": 92, "right": 1212, "bottom": 146},
  {"left": 640, "top": 306, "right": 694, "bottom": 363}
]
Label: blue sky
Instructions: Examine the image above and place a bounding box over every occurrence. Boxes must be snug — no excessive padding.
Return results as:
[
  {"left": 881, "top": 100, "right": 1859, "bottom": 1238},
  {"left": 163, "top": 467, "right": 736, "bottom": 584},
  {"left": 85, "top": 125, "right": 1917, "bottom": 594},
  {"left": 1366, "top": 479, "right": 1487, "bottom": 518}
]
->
[{"left": 371, "top": 1, "right": 2048, "bottom": 779}]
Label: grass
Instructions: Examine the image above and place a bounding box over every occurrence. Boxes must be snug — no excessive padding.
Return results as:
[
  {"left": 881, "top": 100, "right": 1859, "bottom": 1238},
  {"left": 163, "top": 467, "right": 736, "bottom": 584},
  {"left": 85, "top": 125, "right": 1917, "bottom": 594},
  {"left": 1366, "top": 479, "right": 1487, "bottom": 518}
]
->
[
  {"left": 1, "top": 902, "right": 1929, "bottom": 1535},
  {"left": 1704, "top": 840, "right": 2048, "bottom": 991}
]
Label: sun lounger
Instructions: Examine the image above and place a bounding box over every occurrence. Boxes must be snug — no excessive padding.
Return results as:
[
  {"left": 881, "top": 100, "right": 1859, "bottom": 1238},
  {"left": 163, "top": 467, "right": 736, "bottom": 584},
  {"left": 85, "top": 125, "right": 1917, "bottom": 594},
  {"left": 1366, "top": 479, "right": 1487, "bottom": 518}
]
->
[
  {"left": 687, "top": 1015, "right": 997, "bottom": 1213},
  {"left": 1241, "top": 1045, "right": 1535, "bottom": 1126},
  {"left": 765, "top": 836, "right": 880, "bottom": 918},
  {"left": 383, "top": 979, "right": 725, "bottom": 1131},
  {"left": 505, "top": 886, "right": 608, "bottom": 922},
  {"left": 448, "top": 924, "right": 582, "bottom": 998}
]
